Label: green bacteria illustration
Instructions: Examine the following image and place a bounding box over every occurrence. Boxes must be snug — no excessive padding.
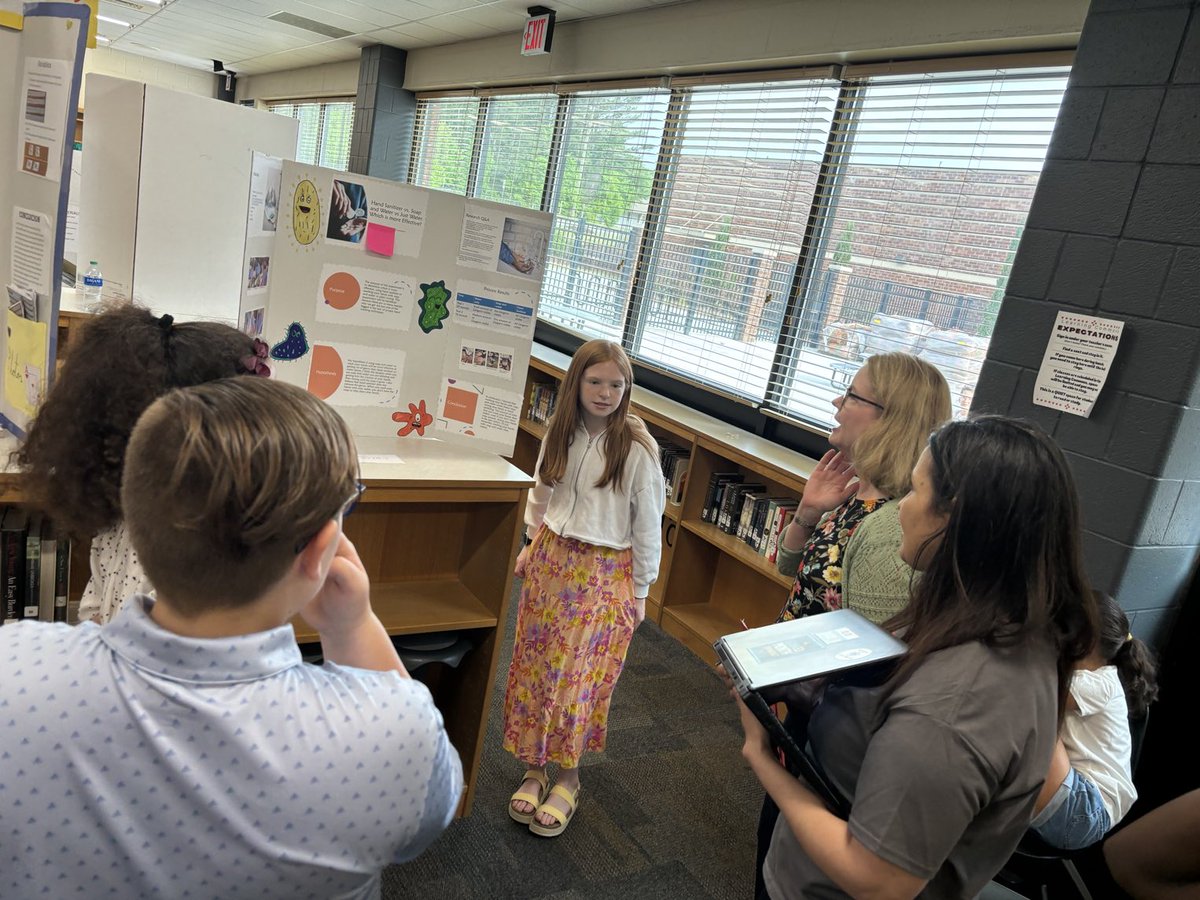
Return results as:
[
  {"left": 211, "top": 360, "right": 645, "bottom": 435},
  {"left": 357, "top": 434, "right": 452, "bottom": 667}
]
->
[{"left": 418, "top": 281, "right": 451, "bottom": 334}]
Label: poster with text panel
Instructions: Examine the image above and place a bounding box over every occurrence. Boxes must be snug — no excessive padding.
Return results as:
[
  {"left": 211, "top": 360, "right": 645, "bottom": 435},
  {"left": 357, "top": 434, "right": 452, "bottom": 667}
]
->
[
  {"left": 240, "top": 159, "right": 550, "bottom": 457},
  {"left": 0, "top": 3, "right": 90, "bottom": 437}
]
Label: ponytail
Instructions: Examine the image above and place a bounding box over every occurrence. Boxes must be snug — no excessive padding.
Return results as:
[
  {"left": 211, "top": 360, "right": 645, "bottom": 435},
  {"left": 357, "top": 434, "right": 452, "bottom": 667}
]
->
[{"left": 1112, "top": 635, "right": 1158, "bottom": 719}]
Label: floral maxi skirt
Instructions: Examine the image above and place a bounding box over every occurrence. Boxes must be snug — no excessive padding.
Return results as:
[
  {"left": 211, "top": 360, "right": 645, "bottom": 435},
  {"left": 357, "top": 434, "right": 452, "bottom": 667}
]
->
[{"left": 501, "top": 529, "right": 637, "bottom": 768}]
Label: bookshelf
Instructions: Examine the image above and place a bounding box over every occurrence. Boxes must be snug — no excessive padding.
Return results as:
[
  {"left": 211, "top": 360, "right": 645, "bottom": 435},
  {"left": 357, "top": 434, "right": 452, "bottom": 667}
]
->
[
  {"left": 510, "top": 344, "right": 818, "bottom": 664},
  {"left": 1, "top": 432, "right": 532, "bottom": 817}
]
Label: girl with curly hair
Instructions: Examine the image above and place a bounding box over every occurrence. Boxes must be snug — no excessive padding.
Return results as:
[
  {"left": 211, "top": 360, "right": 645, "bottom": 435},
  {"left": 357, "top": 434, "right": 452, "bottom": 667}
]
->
[{"left": 16, "top": 305, "right": 266, "bottom": 624}]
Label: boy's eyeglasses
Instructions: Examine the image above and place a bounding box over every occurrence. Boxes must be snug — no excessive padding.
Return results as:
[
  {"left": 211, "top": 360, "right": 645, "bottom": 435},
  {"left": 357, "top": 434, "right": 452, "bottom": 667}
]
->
[
  {"left": 843, "top": 388, "right": 885, "bottom": 412},
  {"left": 342, "top": 481, "right": 366, "bottom": 519},
  {"left": 295, "top": 481, "right": 366, "bottom": 554}
]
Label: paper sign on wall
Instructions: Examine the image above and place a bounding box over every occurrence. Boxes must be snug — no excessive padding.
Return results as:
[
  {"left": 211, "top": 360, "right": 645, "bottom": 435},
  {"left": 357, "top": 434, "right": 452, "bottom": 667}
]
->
[{"left": 1032, "top": 311, "right": 1125, "bottom": 418}]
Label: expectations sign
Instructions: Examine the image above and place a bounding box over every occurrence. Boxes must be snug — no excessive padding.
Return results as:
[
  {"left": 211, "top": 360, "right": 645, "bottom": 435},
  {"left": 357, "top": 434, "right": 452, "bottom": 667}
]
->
[{"left": 1032, "top": 310, "right": 1125, "bottom": 418}]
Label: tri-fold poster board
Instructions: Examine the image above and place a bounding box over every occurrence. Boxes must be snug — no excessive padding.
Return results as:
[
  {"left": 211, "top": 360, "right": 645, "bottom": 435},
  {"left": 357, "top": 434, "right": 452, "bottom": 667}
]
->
[
  {"left": 240, "top": 155, "right": 552, "bottom": 457},
  {"left": 0, "top": 2, "right": 89, "bottom": 436}
]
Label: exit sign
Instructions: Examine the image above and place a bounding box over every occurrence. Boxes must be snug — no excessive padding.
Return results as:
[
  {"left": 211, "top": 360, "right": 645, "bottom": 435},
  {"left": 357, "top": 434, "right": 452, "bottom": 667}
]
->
[{"left": 521, "top": 8, "right": 555, "bottom": 56}]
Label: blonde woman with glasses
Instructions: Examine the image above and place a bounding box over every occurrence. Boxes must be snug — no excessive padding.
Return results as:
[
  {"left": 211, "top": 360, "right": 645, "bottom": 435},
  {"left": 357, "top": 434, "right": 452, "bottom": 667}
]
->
[{"left": 774, "top": 352, "right": 951, "bottom": 623}]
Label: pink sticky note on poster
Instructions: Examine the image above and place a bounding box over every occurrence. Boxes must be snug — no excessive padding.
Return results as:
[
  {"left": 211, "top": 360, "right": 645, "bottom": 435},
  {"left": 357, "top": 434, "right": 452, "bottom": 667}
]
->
[{"left": 366, "top": 223, "right": 395, "bottom": 256}]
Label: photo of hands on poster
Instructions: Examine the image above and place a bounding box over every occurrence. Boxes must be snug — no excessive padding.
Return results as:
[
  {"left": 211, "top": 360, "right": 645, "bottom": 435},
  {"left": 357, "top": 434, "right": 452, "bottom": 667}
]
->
[
  {"left": 328, "top": 179, "right": 368, "bottom": 244},
  {"left": 497, "top": 217, "right": 547, "bottom": 279},
  {"left": 458, "top": 204, "right": 549, "bottom": 282}
]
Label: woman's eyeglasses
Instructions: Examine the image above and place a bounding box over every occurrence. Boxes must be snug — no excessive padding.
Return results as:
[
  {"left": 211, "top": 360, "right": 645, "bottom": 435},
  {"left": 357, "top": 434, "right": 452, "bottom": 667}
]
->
[
  {"left": 295, "top": 481, "right": 366, "bottom": 554},
  {"left": 843, "top": 388, "right": 885, "bottom": 412}
]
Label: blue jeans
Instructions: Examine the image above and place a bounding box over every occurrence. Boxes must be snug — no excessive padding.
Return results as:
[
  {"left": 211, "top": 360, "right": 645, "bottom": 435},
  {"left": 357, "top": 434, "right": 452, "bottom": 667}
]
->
[{"left": 1031, "top": 766, "right": 1111, "bottom": 850}]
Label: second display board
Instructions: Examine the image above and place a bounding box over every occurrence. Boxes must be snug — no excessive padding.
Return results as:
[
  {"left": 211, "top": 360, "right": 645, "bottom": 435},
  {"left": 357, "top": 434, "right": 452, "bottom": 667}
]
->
[{"left": 239, "top": 155, "right": 552, "bottom": 457}]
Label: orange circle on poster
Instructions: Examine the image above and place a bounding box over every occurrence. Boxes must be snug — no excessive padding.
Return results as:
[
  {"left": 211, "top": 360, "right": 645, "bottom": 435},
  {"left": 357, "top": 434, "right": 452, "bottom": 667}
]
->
[
  {"left": 307, "top": 345, "right": 344, "bottom": 400},
  {"left": 323, "top": 271, "right": 361, "bottom": 309}
]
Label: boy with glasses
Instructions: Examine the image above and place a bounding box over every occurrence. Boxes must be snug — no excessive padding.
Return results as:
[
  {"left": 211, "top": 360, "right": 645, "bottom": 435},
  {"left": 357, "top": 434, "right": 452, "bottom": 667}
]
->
[{"left": 0, "top": 377, "right": 462, "bottom": 898}]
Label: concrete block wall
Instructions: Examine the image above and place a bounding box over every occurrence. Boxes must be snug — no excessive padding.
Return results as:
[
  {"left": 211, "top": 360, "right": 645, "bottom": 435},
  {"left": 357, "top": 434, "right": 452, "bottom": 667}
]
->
[
  {"left": 348, "top": 46, "right": 416, "bottom": 182},
  {"left": 974, "top": 0, "right": 1200, "bottom": 646}
]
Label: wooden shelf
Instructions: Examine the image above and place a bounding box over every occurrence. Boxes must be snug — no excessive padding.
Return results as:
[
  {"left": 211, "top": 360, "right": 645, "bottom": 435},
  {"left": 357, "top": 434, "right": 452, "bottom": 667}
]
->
[
  {"left": 661, "top": 602, "right": 742, "bottom": 665},
  {"left": 664, "top": 502, "right": 683, "bottom": 522},
  {"left": 680, "top": 519, "right": 793, "bottom": 590},
  {"left": 291, "top": 579, "right": 497, "bottom": 644},
  {"left": 518, "top": 418, "right": 548, "bottom": 440}
]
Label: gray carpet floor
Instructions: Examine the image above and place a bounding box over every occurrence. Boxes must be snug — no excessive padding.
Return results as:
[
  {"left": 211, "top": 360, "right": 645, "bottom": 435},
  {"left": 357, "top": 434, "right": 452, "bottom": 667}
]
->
[{"left": 381, "top": 579, "right": 762, "bottom": 899}]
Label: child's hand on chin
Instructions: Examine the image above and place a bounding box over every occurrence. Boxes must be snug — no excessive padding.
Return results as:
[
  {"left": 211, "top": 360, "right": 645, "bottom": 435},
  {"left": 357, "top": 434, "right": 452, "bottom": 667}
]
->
[{"left": 301, "top": 534, "right": 372, "bottom": 637}]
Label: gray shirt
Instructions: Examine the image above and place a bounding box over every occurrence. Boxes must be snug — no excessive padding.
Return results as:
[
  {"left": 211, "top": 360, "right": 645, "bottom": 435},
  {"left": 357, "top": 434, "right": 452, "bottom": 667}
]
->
[{"left": 764, "top": 636, "right": 1058, "bottom": 899}]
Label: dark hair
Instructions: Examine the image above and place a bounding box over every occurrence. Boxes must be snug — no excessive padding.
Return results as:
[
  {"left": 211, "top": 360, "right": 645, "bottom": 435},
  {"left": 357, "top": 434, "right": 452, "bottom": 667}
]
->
[
  {"left": 1095, "top": 591, "right": 1159, "bottom": 718},
  {"left": 122, "top": 378, "right": 358, "bottom": 613},
  {"left": 886, "top": 416, "right": 1097, "bottom": 724},
  {"left": 16, "top": 306, "right": 256, "bottom": 539}
]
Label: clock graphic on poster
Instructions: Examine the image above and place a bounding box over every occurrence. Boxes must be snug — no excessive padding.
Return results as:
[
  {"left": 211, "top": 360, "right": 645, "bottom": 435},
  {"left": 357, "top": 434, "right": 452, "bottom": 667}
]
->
[{"left": 292, "top": 179, "right": 321, "bottom": 245}]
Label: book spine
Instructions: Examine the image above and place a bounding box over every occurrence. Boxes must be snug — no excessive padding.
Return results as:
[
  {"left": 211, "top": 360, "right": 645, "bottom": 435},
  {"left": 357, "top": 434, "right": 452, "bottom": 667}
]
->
[
  {"left": 719, "top": 484, "right": 740, "bottom": 533},
  {"left": 701, "top": 475, "right": 722, "bottom": 523},
  {"left": 749, "top": 497, "right": 768, "bottom": 550},
  {"left": 38, "top": 525, "right": 57, "bottom": 622},
  {"left": 2, "top": 526, "right": 24, "bottom": 624},
  {"left": 53, "top": 538, "right": 70, "bottom": 623},
  {"left": 767, "top": 506, "right": 797, "bottom": 564},
  {"left": 670, "top": 458, "right": 690, "bottom": 506},
  {"left": 23, "top": 523, "right": 41, "bottom": 620}
]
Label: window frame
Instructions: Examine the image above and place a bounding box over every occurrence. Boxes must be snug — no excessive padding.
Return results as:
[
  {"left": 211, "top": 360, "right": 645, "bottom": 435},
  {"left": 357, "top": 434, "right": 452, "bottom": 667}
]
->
[
  {"left": 409, "top": 51, "right": 1073, "bottom": 457},
  {"left": 266, "top": 96, "right": 356, "bottom": 171}
]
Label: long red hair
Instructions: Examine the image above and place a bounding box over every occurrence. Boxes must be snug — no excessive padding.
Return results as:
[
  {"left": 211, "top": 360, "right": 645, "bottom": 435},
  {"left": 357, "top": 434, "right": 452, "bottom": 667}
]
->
[{"left": 539, "top": 340, "right": 656, "bottom": 490}]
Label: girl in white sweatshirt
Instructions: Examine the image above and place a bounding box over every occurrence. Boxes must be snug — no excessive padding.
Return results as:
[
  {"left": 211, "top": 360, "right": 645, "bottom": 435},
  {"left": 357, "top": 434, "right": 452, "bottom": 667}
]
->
[{"left": 502, "top": 339, "right": 664, "bottom": 838}]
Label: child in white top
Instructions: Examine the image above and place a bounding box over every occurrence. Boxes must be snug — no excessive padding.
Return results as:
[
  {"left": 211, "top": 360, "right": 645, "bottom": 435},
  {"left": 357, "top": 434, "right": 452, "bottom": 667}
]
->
[
  {"left": 16, "top": 306, "right": 266, "bottom": 624},
  {"left": 1032, "top": 591, "right": 1158, "bottom": 849},
  {"left": 502, "top": 339, "right": 664, "bottom": 838}
]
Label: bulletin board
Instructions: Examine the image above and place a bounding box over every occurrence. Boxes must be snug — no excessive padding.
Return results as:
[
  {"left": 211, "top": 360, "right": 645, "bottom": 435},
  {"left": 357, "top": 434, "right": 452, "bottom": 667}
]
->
[
  {"left": 0, "top": 2, "right": 89, "bottom": 437},
  {"left": 240, "top": 156, "right": 552, "bottom": 457}
]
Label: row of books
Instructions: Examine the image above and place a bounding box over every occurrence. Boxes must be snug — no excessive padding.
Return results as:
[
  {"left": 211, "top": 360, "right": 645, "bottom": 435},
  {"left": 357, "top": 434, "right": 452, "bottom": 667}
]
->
[
  {"left": 700, "top": 473, "right": 799, "bottom": 564},
  {"left": 659, "top": 439, "right": 690, "bottom": 505},
  {"left": 526, "top": 383, "right": 558, "bottom": 425},
  {"left": 0, "top": 507, "right": 71, "bottom": 626}
]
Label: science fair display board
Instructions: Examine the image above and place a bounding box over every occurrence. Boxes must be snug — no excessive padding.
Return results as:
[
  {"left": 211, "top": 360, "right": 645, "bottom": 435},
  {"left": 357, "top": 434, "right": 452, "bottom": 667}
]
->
[
  {"left": 0, "top": 2, "right": 89, "bottom": 436},
  {"left": 239, "top": 155, "right": 552, "bottom": 457}
]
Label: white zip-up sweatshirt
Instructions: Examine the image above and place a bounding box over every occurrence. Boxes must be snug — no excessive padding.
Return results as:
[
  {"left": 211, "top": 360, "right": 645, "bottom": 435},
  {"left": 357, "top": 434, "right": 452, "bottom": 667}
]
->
[{"left": 525, "top": 423, "right": 665, "bottom": 598}]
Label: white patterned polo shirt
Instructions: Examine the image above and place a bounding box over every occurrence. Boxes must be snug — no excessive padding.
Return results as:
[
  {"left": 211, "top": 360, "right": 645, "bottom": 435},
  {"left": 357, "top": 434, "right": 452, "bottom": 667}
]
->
[{"left": 0, "top": 594, "right": 462, "bottom": 899}]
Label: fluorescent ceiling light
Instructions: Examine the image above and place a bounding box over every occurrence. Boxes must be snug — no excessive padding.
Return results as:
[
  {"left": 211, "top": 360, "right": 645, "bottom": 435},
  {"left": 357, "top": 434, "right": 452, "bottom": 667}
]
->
[
  {"left": 98, "top": 14, "right": 132, "bottom": 27},
  {"left": 97, "top": 34, "right": 111, "bottom": 42}
]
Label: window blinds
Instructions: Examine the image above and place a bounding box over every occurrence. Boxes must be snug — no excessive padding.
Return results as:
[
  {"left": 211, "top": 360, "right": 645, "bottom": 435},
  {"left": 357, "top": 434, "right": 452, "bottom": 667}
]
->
[
  {"left": 767, "top": 67, "right": 1068, "bottom": 425},
  {"left": 409, "top": 62, "right": 1067, "bottom": 430},
  {"left": 473, "top": 94, "right": 558, "bottom": 208},
  {"left": 267, "top": 99, "right": 355, "bottom": 171},
  {"left": 541, "top": 89, "right": 671, "bottom": 340},
  {"left": 410, "top": 96, "right": 481, "bottom": 195},
  {"left": 631, "top": 78, "right": 839, "bottom": 400}
]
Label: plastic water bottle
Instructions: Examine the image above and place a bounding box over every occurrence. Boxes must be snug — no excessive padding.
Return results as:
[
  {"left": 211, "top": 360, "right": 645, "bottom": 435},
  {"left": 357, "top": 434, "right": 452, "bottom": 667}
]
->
[{"left": 82, "top": 260, "right": 103, "bottom": 308}]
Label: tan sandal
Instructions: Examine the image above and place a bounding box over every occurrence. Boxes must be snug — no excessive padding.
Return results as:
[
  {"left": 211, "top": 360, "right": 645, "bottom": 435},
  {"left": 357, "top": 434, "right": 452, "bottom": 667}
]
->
[
  {"left": 529, "top": 783, "right": 581, "bottom": 837},
  {"left": 508, "top": 769, "right": 549, "bottom": 824}
]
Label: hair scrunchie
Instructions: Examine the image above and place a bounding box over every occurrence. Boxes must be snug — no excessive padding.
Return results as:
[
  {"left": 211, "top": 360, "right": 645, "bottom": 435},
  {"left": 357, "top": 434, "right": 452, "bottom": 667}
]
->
[{"left": 158, "top": 314, "right": 174, "bottom": 333}]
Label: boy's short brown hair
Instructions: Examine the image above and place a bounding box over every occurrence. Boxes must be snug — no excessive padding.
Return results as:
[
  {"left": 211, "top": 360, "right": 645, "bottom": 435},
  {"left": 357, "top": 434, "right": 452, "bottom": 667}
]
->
[{"left": 121, "top": 378, "right": 358, "bottom": 614}]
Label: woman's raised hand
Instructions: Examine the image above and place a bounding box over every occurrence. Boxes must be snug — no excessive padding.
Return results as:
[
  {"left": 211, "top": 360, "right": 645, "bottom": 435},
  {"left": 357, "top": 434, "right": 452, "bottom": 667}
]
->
[{"left": 799, "top": 450, "right": 859, "bottom": 519}]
